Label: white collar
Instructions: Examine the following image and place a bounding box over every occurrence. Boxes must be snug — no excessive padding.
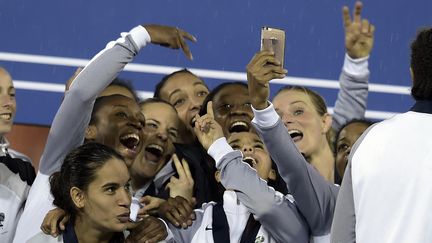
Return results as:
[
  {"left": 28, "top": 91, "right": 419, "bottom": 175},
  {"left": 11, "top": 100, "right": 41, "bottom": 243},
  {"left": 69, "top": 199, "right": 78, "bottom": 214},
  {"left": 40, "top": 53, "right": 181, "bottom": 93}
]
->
[
  {"left": 0, "top": 136, "right": 9, "bottom": 156},
  {"left": 223, "top": 190, "right": 249, "bottom": 215}
]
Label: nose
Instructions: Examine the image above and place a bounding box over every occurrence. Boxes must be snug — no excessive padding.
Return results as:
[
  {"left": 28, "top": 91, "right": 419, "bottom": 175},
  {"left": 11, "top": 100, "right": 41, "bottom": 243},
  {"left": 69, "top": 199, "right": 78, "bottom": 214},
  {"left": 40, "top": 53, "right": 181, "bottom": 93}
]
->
[
  {"left": 189, "top": 96, "right": 202, "bottom": 112},
  {"left": 0, "top": 94, "right": 14, "bottom": 108},
  {"left": 242, "top": 144, "right": 254, "bottom": 153},
  {"left": 156, "top": 130, "right": 168, "bottom": 141},
  {"left": 118, "top": 187, "right": 132, "bottom": 207},
  {"left": 128, "top": 116, "right": 143, "bottom": 130},
  {"left": 282, "top": 114, "right": 294, "bottom": 128}
]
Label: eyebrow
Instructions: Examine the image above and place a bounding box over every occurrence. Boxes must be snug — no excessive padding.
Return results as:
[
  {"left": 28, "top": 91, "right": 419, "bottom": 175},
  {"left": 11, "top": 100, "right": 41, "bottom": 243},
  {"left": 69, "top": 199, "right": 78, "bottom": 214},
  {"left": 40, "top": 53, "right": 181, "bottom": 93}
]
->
[
  {"left": 253, "top": 139, "right": 264, "bottom": 144},
  {"left": 102, "top": 182, "right": 120, "bottom": 188},
  {"left": 228, "top": 138, "right": 240, "bottom": 145},
  {"left": 102, "top": 178, "right": 131, "bottom": 188},
  {"left": 147, "top": 119, "right": 161, "bottom": 125},
  {"left": 290, "top": 101, "right": 307, "bottom": 105},
  {"left": 113, "top": 105, "right": 128, "bottom": 108},
  {"left": 219, "top": 91, "right": 248, "bottom": 100},
  {"left": 168, "top": 81, "right": 204, "bottom": 100},
  {"left": 148, "top": 119, "right": 179, "bottom": 131},
  {"left": 168, "top": 89, "right": 181, "bottom": 100},
  {"left": 193, "top": 81, "right": 205, "bottom": 87}
]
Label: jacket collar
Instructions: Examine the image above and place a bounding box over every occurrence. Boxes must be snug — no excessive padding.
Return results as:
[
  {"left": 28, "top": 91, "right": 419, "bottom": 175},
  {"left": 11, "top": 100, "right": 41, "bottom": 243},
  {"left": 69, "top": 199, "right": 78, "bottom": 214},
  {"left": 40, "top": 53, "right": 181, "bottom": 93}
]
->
[
  {"left": 0, "top": 136, "right": 9, "bottom": 156},
  {"left": 410, "top": 100, "right": 432, "bottom": 114}
]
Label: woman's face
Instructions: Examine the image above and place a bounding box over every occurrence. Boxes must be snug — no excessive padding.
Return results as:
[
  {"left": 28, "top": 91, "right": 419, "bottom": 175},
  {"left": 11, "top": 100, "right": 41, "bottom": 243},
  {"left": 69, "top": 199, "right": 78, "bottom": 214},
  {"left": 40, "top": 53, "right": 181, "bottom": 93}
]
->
[
  {"left": 0, "top": 69, "right": 16, "bottom": 136},
  {"left": 159, "top": 72, "right": 208, "bottom": 135},
  {"left": 335, "top": 122, "right": 370, "bottom": 178},
  {"left": 132, "top": 102, "right": 180, "bottom": 180},
  {"left": 272, "top": 90, "right": 332, "bottom": 157},
  {"left": 80, "top": 158, "right": 131, "bottom": 232},
  {"left": 212, "top": 84, "right": 253, "bottom": 136},
  {"left": 227, "top": 132, "right": 274, "bottom": 181},
  {"left": 87, "top": 96, "right": 145, "bottom": 167}
]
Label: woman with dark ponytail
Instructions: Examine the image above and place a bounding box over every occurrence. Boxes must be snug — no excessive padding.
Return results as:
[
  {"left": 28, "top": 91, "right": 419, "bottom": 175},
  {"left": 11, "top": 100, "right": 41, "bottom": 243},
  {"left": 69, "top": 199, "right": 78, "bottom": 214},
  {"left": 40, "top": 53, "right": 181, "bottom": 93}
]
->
[{"left": 29, "top": 142, "right": 131, "bottom": 243}]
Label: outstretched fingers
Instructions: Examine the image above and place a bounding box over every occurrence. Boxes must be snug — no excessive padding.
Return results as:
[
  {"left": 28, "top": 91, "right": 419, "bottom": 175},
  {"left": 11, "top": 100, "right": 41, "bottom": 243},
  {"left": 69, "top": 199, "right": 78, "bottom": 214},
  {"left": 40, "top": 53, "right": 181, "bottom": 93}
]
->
[{"left": 353, "top": 1, "right": 363, "bottom": 23}]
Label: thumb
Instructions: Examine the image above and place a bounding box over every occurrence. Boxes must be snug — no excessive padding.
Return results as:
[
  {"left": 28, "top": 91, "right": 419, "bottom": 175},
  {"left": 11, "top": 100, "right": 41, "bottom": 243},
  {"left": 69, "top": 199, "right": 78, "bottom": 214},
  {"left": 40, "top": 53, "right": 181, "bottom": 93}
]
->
[{"left": 140, "top": 195, "right": 153, "bottom": 204}]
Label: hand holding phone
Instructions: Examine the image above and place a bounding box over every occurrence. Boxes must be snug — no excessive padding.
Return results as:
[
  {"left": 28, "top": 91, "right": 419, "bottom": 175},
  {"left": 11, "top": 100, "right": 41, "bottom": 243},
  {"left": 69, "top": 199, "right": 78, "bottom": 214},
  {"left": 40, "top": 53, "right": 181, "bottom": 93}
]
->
[{"left": 260, "top": 27, "right": 286, "bottom": 68}]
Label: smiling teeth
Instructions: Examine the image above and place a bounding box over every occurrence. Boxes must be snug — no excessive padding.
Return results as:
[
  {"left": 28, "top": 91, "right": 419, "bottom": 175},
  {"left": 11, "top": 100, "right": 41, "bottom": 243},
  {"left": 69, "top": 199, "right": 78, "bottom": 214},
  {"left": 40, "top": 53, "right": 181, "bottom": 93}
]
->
[
  {"left": 288, "top": 130, "right": 302, "bottom": 135},
  {"left": 0, "top": 114, "right": 11, "bottom": 120},
  {"left": 121, "top": 133, "right": 140, "bottom": 142},
  {"left": 147, "top": 144, "right": 163, "bottom": 153},
  {"left": 190, "top": 117, "right": 197, "bottom": 127},
  {"left": 230, "top": 121, "right": 248, "bottom": 129}
]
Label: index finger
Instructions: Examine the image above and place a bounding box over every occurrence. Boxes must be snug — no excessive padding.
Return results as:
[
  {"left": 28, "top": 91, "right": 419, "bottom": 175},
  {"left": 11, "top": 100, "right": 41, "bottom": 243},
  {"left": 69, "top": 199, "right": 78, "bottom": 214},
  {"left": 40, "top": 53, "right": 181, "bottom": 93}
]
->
[
  {"left": 178, "top": 28, "right": 197, "bottom": 43},
  {"left": 352, "top": 1, "right": 363, "bottom": 23},
  {"left": 342, "top": 6, "right": 351, "bottom": 28},
  {"left": 181, "top": 159, "right": 193, "bottom": 182},
  {"left": 172, "top": 154, "right": 186, "bottom": 179},
  {"left": 178, "top": 35, "right": 193, "bottom": 60},
  {"left": 207, "top": 101, "right": 214, "bottom": 119}
]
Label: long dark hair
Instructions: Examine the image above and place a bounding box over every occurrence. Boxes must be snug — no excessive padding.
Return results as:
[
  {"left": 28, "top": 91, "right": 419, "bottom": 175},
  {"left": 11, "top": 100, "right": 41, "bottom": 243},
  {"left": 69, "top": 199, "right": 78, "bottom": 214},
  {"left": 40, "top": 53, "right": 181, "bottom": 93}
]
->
[{"left": 50, "top": 143, "right": 124, "bottom": 222}]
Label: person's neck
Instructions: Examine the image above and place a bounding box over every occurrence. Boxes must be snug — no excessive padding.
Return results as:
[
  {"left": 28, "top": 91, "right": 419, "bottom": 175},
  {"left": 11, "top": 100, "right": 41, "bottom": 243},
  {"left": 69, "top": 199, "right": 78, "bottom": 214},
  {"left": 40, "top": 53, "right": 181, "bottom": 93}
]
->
[
  {"left": 308, "top": 144, "right": 335, "bottom": 183},
  {"left": 74, "top": 216, "right": 114, "bottom": 243},
  {"left": 130, "top": 172, "right": 151, "bottom": 192},
  {"left": 177, "top": 127, "right": 197, "bottom": 145}
]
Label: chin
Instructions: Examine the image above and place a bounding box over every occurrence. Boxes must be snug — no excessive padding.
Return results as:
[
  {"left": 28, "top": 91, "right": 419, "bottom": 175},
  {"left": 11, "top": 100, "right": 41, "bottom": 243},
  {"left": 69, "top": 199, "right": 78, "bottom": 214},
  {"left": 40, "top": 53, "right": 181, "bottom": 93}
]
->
[{"left": 0, "top": 128, "right": 12, "bottom": 135}]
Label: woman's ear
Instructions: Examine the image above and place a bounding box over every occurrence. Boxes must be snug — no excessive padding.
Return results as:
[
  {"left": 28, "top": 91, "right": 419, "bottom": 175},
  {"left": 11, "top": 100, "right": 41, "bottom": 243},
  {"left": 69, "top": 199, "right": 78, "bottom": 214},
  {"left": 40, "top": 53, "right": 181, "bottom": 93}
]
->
[
  {"left": 85, "top": 125, "right": 97, "bottom": 141},
  {"left": 70, "top": 187, "right": 85, "bottom": 209},
  {"left": 214, "top": 171, "right": 221, "bottom": 183},
  {"left": 321, "top": 113, "right": 333, "bottom": 133},
  {"left": 268, "top": 169, "right": 277, "bottom": 181},
  {"left": 410, "top": 67, "right": 414, "bottom": 82}
]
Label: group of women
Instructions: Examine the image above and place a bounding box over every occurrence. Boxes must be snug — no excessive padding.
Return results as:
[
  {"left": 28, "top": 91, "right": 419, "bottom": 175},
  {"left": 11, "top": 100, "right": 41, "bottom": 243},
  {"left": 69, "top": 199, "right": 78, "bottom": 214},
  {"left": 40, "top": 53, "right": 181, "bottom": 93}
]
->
[{"left": 0, "top": 1, "right": 377, "bottom": 243}]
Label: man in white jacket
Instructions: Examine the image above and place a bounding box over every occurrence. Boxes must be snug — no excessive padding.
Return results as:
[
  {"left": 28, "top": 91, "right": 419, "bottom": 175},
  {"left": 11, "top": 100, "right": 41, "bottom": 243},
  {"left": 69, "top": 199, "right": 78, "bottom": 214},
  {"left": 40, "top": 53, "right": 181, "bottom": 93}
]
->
[{"left": 331, "top": 27, "right": 432, "bottom": 243}]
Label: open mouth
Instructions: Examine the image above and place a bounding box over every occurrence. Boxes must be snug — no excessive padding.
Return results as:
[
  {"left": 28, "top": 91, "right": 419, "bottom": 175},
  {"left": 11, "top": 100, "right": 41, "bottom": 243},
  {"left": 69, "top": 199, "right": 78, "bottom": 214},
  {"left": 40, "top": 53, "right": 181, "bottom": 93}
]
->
[
  {"left": 190, "top": 116, "right": 197, "bottom": 128},
  {"left": 229, "top": 121, "right": 250, "bottom": 133},
  {"left": 120, "top": 133, "right": 140, "bottom": 151},
  {"left": 288, "top": 130, "right": 303, "bottom": 142},
  {"left": 144, "top": 144, "right": 164, "bottom": 163},
  {"left": 0, "top": 113, "right": 12, "bottom": 121},
  {"left": 243, "top": 156, "right": 257, "bottom": 168}
]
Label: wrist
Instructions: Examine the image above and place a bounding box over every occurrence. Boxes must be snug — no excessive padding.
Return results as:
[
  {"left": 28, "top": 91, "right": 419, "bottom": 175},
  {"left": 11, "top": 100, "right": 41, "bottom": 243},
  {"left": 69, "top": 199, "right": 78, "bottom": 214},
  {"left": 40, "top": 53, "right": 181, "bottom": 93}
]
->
[
  {"left": 142, "top": 24, "right": 158, "bottom": 43},
  {"left": 252, "top": 100, "right": 269, "bottom": 110}
]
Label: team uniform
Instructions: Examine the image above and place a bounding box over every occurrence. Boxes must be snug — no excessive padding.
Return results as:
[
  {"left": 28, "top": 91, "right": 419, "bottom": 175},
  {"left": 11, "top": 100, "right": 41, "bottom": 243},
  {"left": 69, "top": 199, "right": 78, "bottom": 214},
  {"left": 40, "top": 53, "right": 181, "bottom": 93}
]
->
[
  {"left": 331, "top": 100, "right": 432, "bottom": 243},
  {"left": 168, "top": 137, "right": 311, "bottom": 242},
  {"left": 247, "top": 53, "right": 370, "bottom": 241},
  {"left": 13, "top": 25, "right": 152, "bottom": 243},
  {"left": 0, "top": 138, "right": 35, "bottom": 243}
]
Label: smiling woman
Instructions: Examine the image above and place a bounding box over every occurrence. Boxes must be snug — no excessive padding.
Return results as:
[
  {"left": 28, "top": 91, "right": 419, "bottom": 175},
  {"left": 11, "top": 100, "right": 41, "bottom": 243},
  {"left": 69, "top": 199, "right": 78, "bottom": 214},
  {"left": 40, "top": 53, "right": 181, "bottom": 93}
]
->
[
  {"left": 13, "top": 23, "right": 195, "bottom": 243},
  {"left": 0, "top": 67, "right": 36, "bottom": 243},
  {"left": 200, "top": 82, "right": 253, "bottom": 137},
  {"left": 0, "top": 67, "right": 16, "bottom": 135},
  {"left": 129, "top": 98, "right": 180, "bottom": 195},
  {"left": 155, "top": 69, "right": 209, "bottom": 144},
  {"left": 86, "top": 95, "right": 145, "bottom": 167}
]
